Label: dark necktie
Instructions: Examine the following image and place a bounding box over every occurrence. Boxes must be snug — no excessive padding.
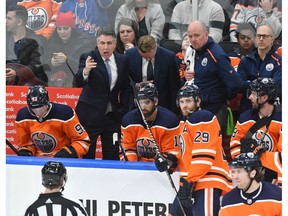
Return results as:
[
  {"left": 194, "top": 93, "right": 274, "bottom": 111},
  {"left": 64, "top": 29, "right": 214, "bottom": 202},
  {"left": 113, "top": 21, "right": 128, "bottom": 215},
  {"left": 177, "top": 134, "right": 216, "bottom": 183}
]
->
[
  {"left": 147, "top": 60, "right": 154, "bottom": 81},
  {"left": 104, "top": 58, "right": 112, "bottom": 85}
]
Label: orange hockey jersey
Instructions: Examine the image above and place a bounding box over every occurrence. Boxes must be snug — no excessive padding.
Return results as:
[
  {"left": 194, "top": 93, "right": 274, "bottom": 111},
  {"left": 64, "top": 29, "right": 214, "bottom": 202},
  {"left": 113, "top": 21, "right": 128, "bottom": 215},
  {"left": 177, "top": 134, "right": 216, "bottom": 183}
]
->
[
  {"left": 15, "top": 102, "right": 90, "bottom": 157},
  {"left": 230, "top": 108, "right": 282, "bottom": 159},
  {"left": 179, "top": 110, "right": 233, "bottom": 192},
  {"left": 121, "top": 106, "right": 180, "bottom": 162},
  {"left": 18, "top": 0, "right": 62, "bottom": 39},
  {"left": 261, "top": 129, "right": 282, "bottom": 186},
  {"left": 219, "top": 181, "right": 282, "bottom": 216}
]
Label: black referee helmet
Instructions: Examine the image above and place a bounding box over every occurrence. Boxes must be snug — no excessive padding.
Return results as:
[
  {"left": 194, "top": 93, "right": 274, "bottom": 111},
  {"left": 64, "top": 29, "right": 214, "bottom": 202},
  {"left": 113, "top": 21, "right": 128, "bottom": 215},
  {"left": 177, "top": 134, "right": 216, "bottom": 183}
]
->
[{"left": 42, "top": 161, "right": 67, "bottom": 189}]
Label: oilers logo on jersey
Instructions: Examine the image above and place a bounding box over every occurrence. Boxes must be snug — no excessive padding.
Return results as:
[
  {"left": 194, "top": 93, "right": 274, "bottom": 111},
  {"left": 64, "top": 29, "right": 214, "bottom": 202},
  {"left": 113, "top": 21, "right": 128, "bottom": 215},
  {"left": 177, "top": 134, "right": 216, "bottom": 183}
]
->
[
  {"left": 179, "top": 134, "right": 186, "bottom": 156},
  {"left": 31, "top": 132, "right": 57, "bottom": 153},
  {"left": 27, "top": 7, "right": 48, "bottom": 31},
  {"left": 136, "top": 138, "right": 158, "bottom": 159},
  {"left": 252, "top": 130, "right": 273, "bottom": 152}
]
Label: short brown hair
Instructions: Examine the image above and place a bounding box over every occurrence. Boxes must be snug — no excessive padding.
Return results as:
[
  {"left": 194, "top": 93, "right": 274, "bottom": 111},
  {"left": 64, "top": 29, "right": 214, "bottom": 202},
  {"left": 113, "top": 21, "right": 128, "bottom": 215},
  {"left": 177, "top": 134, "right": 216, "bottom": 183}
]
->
[{"left": 137, "top": 35, "right": 156, "bottom": 53}]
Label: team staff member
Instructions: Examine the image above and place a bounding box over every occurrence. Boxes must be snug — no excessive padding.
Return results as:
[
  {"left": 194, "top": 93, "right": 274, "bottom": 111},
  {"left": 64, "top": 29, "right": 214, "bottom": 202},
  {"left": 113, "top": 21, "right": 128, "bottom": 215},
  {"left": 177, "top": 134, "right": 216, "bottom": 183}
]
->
[
  {"left": 121, "top": 82, "right": 180, "bottom": 173},
  {"left": 169, "top": 84, "right": 232, "bottom": 216},
  {"left": 24, "top": 161, "right": 88, "bottom": 216},
  {"left": 237, "top": 24, "right": 282, "bottom": 113},
  {"left": 125, "top": 35, "right": 180, "bottom": 114},
  {"left": 186, "top": 20, "right": 241, "bottom": 138},
  {"left": 75, "top": 27, "right": 130, "bottom": 160},
  {"left": 219, "top": 153, "right": 282, "bottom": 216},
  {"left": 15, "top": 85, "right": 90, "bottom": 158}
]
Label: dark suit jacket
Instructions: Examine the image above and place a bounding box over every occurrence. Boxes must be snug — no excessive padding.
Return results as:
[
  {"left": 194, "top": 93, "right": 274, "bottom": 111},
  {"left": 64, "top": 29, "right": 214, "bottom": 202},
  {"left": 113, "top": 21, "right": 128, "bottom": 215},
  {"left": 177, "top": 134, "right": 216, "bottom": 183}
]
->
[
  {"left": 125, "top": 46, "right": 180, "bottom": 113},
  {"left": 75, "top": 49, "right": 130, "bottom": 129}
]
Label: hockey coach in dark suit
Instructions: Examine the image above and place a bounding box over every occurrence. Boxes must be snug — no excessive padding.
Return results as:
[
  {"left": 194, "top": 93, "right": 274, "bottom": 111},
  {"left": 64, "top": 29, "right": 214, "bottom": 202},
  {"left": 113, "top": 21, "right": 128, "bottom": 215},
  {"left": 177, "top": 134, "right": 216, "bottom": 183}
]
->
[
  {"left": 75, "top": 27, "right": 130, "bottom": 160},
  {"left": 125, "top": 35, "right": 180, "bottom": 114}
]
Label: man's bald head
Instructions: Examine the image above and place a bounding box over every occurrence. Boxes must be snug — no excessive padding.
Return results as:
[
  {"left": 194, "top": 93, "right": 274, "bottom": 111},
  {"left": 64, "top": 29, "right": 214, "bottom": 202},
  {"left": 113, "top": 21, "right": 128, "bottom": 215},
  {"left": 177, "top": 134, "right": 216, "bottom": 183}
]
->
[{"left": 187, "top": 20, "right": 209, "bottom": 50}]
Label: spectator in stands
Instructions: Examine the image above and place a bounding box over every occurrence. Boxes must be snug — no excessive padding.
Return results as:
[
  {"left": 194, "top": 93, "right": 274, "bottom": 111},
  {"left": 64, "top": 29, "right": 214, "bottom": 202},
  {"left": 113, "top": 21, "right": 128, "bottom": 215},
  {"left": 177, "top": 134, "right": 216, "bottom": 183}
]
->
[
  {"left": 186, "top": 20, "right": 241, "bottom": 137},
  {"left": 15, "top": 85, "right": 90, "bottom": 158},
  {"left": 230, "top": 0, "right": 282, "bottom": 42},
  {"left": 43, "top": 11, "right": 92, "bottom": 87},
  {"left": 115, "top": 0, "right": 165, "bottom": 43},
  {"left": 175, "top": 34, "right": 190, "bottom": 86},
  {"left": 24, "top": 161, "right": 88, "bottom": 216},
  {"left": 237, "top": 24, "right": 281, "bottom": 113},
  {"left": 6, "top": 5, "right": 48, "bottom": 86},
  {"left": 228, "top": 22, "right": 256, "bottom": 71},
  {"left": 168, "top": 0, "right": 225, "bottom": 43},
  {"left": 17, "top": 0, "right": 62, "bottom": 39},
  {"left": 227, "top": 22, "right": 256, "bottom": 120},
  {"left": 74, "top": 27, "right": 130, "bottom": 160},
  {"left": 59, "top": 0, "right": 113, "bottom": 38},
  {"left": 158, "top": 0, "right": 178, "bottom": 39},
  {"left": 214, "top": 0, "right": 236, "bottom": 18},
  {"left": 125, "top": 35, "right": 180, "bottom": 114},
  {"left": 115, "top": 18, "right": 140, "bottom": 54}
]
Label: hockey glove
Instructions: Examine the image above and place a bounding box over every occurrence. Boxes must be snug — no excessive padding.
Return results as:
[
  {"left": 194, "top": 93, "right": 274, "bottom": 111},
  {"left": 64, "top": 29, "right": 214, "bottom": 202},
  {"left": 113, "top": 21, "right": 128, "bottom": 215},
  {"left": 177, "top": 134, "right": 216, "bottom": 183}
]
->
[
  {"left": 178, "top": 177, "right": 194, "bottom": 209},
  {"left": 240, "top": 138, "right": 266, "bottom": 157},
  {"left": 154, "top": 153, "right": 169, "bottom": 172},
  {"left": 163, "top": 153, "right": 178, "bottom": 174},
  {"left": 54, "top": 145, "right": 78, "bottom": 158},
  {"left": 155, "top": 153, "right": 178, "bottom": 174},
  {"left": 18, "top": 149, "right": 33, "bottom": 156}
]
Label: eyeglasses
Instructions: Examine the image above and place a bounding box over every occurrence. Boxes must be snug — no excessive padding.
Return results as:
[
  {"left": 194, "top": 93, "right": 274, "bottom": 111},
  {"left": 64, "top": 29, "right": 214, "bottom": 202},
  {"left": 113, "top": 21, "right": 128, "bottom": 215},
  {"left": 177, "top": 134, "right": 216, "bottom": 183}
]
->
[{"left": 255, "top": 34, "right": 273, "bottom": 40}]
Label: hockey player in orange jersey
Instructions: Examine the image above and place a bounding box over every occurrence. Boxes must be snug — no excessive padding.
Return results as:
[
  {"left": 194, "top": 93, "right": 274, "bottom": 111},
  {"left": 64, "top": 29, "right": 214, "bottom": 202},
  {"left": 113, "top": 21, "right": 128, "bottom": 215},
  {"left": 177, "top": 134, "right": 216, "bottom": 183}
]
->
[
  {"left": 120, "top": 82, "right": 181, "bottom": 173},
  {"left": 169, "top": 84, "right": 232, "bottom": 216},
  {"left": 15, "top": 85, "right": 90, "bottom": 157},
  {"left": 240, "top": 128, "right": 282, "bottom": 187},
  {"left": 219, "top": 153, "right": 282, "bottom": 216},
  {"left": 230, "top": 77, "right": 281, "bottom": 183}
]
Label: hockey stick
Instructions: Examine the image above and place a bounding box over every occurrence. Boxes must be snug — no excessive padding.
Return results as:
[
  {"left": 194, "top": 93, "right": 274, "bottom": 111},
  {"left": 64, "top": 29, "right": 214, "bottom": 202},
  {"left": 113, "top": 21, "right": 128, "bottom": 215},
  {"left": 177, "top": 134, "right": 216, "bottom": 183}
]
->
[
  {"left": 246, "top": 116, "right": 271, "bottom": 148},
  {"left": 6, "top": 139, "right": 20, "bottom": 156},
  {"left": 257, "top": 120, "right": 271, "bottom": 148},
  {"left": 113, "top": 132, "right": 128, "bottom": 161},
  {"left": 130, "top": 78, "right": 187, "bottom": 216}
]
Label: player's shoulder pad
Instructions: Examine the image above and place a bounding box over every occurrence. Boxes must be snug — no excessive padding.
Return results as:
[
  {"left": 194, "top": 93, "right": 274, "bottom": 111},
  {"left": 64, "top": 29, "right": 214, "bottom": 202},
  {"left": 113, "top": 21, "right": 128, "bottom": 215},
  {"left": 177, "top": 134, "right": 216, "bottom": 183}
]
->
[
  {"left": 16, "top": 107, "right": 34, "bottom": 121},
  {"left": 156, "top": 106, "right": 179, "bottom": 128},
  {"left": 48, "top": 103, "right": 74, "bottom": 121},
  {"left": 188, "top": 109, "right": 214, "bottom": 124},
  {"left": 221, "top": 187, "right": 240, "bottom": 206},
  {"left": 260, "top": 181, "right": 282, "bottom": 201},
  {"left": 271, "top": 106, "right": 282, "bottom": 122},
  {"left": 237, "top": 109, "right": 257, "bottom": 124},
  {"left": 122, "top": 109, "right": 143, "bottom": 127}
]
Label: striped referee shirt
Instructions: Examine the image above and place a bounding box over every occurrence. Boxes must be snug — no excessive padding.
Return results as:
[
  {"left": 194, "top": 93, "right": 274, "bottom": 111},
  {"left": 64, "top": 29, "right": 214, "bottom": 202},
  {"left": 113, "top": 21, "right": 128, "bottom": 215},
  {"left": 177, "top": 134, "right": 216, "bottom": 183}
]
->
[{"left": 24, "top": 192, "right": 88, "bottom": 216}]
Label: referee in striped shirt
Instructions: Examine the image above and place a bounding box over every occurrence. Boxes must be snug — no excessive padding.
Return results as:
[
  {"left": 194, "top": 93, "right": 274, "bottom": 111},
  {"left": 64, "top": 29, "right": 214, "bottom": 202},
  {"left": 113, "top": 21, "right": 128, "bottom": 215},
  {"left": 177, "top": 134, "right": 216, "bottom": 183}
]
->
[{"left": 24, "top": 161, "right": 88, "bottom": 216}]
